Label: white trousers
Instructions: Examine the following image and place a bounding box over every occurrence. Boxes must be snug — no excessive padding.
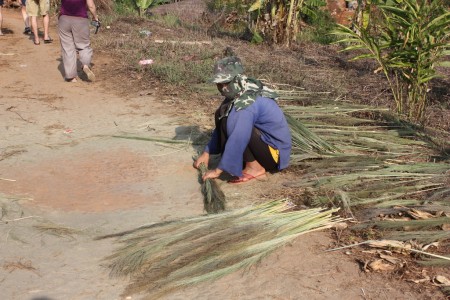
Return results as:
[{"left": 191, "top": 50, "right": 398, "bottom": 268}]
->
[{"left": 58, "top": 15, "right": 93, "bottom": 79}]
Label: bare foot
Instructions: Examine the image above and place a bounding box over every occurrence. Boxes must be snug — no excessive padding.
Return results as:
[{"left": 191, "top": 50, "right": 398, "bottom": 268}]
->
[
  {"left": 242, "top": 161, "right": 266, "bottom": 178},
  {"left": 242, "top": 169, "right": 266, "bottom": 178}
]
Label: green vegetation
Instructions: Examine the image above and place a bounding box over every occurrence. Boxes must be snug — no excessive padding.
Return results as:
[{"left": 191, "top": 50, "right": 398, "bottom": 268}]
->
[
  {"left": 136, "top": 0, "right": 169, "bottom": 16},
  {"left": 333, "top": 0, "right": 450, "bottom": 124},
  {"left": 247, "top": 0, "right": 328, "bottom": 45},
  {"left": 113, "top": 0, "right": 138, "bottom": 15},
  {"left": 296, "top": 9, "right": 337, "bottom": 44}
]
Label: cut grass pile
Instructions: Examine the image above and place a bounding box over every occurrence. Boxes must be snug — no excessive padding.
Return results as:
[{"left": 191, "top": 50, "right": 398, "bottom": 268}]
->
[{"left": 100, "top": 200, "right": 342, "bottom": 299}]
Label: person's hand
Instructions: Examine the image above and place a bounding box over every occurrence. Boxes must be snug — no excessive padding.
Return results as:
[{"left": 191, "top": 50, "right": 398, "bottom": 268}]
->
[
  {"left": 202, "top": 168, "right": 222, "bottom": 181},
  {"left": 193, "top": 152, "right": 210, "bottom": 169}
]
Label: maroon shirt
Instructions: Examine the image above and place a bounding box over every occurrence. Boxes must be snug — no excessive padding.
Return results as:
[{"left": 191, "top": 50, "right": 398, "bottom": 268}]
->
[{"left": 60, "top": 0, "right": 88, "bottom": 18}]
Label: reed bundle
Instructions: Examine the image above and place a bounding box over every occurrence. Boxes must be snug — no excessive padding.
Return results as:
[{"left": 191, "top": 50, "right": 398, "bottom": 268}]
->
[
  {"left": 33, "top": 222, "right": 80, "bottom": 238},
  {"left": 102, "top": 200, "right": 341, "bottom": 299},
  {"left": 285, "top": 113, "right": 339, "bottom": 156},
  {"left": 386, "top": 231, "right": 450, "bottom": 244},
  {"left": 355, "top": 217, "right": 450, "bottom": 231},
  {"left": 278, "top": 92, "right": 449, "bottom": 259},
  {"left": 419, "top": 256, "right": 450, "bottom": 266},
  {"left": 198, "top": 163, "right": 226, "bottom": 214},
  {"left": 285, "top": 158, "right": 449, "bottom": 209}
]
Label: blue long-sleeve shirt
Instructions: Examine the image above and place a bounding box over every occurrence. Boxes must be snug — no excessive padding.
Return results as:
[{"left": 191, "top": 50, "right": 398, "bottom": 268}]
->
[{"left": 205, "top": 96, "right": 292, "bottom": 177}]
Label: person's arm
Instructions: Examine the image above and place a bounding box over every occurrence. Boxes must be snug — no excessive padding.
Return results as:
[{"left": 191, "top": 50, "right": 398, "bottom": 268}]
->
[
  {"left": 193, "top": 128, "right": 220, "bottom": 169},
  {"left": 86, "top": 0, "right": 98, "bottom": 21},
  {"left": 193, "top": 151, "right": 209, "bottom": 169}
]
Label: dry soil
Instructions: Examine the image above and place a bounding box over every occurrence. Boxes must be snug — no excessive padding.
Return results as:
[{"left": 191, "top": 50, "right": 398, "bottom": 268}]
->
[{"left": 0, "top": 8, "right": 442, "bottom": 300}]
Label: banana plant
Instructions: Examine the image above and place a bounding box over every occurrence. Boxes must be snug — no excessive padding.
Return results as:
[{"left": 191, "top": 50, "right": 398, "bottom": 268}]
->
[
  {"left": 136, "top": 0, "right": 166, "bottom": 16},
  {"left": 248, "top": 0, "right": 326, "bottom": 45}
]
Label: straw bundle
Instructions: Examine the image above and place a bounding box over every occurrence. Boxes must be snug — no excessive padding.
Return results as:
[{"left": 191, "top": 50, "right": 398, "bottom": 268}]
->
[
  {"left": 277, "top": 92, "right": 449, "bottom": 262},
  {"left": 102, "top": 200, "right": 341, "bottom": 299},
  {"left": 282, "top": 102, "right": 445, "bottom": 159},
  {"left": 198, "top": 163, "right": 226, "bottom": 214},
  {"left": 286, "top": 162, "right": 449, "bottom": 209},
  {"left": 33, "top": 221, "right": 80, "bottom": 238},
  {"left": 386, "top": 231, "right": 450, "bottom": 244},
  {"left": 284, "top": 113, "right": 339, "bottom": 156},
  {"left": 419, "top": 256, "right": 450, "bottom": 266},
  {"left": 355, "top": 217, "right": 450, "bottom": 231}
]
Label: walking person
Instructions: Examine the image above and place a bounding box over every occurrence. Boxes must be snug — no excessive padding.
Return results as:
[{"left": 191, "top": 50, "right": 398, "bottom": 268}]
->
[
  {"left": 26, "top": 0, "right": 52, "bottom": 45},
  {"left": 21, "top": 0, "right": 31, "bottom": 35},
  {"left": 193, "top": 56, "right": 292, "bottom": 183},
  {"left": 0, "top": 0, "right": 4, "bottom": 36},
  {"left": 58, "top": 0, "right": 99, "bottom": 82}
]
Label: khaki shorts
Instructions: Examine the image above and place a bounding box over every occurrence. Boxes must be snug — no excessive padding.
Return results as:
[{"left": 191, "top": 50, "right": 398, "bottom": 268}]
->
[{"left": 26, "top": 0, "right": 50, "bottom": 17}]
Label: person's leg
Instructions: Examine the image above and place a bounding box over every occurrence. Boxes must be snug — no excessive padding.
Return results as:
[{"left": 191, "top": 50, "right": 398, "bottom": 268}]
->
[
  {"left": 21, "top": 1, "right": 30, "bottom": 34},
  {"left": 30, "top": 16, "right": 39, "bottom": 44},
  {"left": 42, "top": 14, "right": 50, "bottom": 40},
  {"left": 40, "top": 0, "right": 51, "bottom": 41},
  {"left": 58, "top": 15, "right": 78, "bottom": 81},
  {"left": 26, "top": 0, "right": 39, "bottom": 44},
  {"left": 73, "top": 17, "right": 94, "bottom": 81},
  {"left": 242, "top": 128, "right": 278, "bottom": 177},
  {"left": 0, "top": 5, "right": 3, "bottom": 36}
]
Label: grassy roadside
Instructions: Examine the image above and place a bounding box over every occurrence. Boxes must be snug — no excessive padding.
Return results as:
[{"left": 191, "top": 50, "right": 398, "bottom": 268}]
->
[{"left": 92, "top": 10, "right": 450, "bottom": 133}]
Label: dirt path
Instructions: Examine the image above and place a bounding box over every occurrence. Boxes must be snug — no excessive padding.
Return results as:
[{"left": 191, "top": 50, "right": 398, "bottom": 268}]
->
[{"left": 0, "top": 8, "right": 438, "bottom": 300}]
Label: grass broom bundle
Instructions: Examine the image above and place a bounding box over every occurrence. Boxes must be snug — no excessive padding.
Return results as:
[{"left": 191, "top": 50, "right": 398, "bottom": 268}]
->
[
  {"left": 282, "top": 102, "right": 445, "bottom": 158},
  {"left": 286, "top": 162, "right": 449, "bottom": 208},
  {"left": 419, "top": 256, "right": 450, "bottom": 266},
  {"left": 198, "top": 162, "right": 226, "bottom": 214},
  {"left": 386, "top": 231, "right": 450, "bottom": 244},
  {"left": 101, "top": 200, "right": 341, "bottom": 299},
  {"left": 279, "top": 93, "right": 449, "bottom": 267},
  {"left": 284, "top": 113, "right": 339, "bottom": 155},
  {"left": 354, "top": 217, "right": 450, "bottom": 231}
]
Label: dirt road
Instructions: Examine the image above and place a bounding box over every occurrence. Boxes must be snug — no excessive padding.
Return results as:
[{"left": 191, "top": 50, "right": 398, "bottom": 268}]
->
[{"left": 0, "top": 8, "right": 438, "bottom": 300}]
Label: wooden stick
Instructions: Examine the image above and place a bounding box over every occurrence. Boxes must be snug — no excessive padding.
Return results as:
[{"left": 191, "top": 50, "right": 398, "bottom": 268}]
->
[
  {"left": 0, "top": 178, "right": 16, "bottom": 182},
  {"left": 154, "top": 39, "right": 212, "bottom": 45}
]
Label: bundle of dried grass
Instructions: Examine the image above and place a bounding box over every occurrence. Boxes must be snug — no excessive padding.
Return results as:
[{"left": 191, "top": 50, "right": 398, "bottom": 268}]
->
[
  {"left": 419, "top": 256, "right": 450, "bottom": 266},
  {"left": 387, "top": 231, "right": 450, "bottom": 244},
  {"left": 112, "top": 135, "right": 202, "bottom": 146},
  {"left": 355, "top": 217, "right": 450, "bottom": 231},
  {"left": 198, "top": 163, "right": 225, "bottom": 214},
  {"left": 287, "top": 162, "right": 449, "bottom": 209},
  {"left": 279, "top": 94, "right": 449, "bottom": 266},
  {"left": 284, "top": 113, "right": 339, "bottom": 156},
  {"left": 282, "top": 102, "right": 445, "bottom": 159},
  {"left": 101, "top": 200, "right": 341, "bottom": 299},
  {"left": 33, "top": 221, "right": 80, "bottom": 238}
]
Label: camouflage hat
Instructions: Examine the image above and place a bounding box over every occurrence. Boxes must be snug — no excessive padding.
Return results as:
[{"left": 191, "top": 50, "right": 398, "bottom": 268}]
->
[{"left": 210, "top": 56, "right": 244, "bottom": 83}]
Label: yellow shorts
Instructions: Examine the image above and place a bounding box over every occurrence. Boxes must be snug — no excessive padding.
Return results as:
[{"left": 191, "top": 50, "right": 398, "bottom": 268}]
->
[
  {"left": 26, "top": 0, "right": 50, "bottom": 17},
  {"left": 269, "top": 145, "right": 279, "bottom": 163}
]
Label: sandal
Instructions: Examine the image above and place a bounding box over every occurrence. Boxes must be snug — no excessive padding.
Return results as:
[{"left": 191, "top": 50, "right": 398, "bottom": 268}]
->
[
  {"left": 44, "top": 38, "right": 53, "bottom": 44},
  {"left": 82, "top": 65, "right": 95, "bottom": 82},
  {"left": 34, "top": 40, "right": 40, "bottom": 45}
]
